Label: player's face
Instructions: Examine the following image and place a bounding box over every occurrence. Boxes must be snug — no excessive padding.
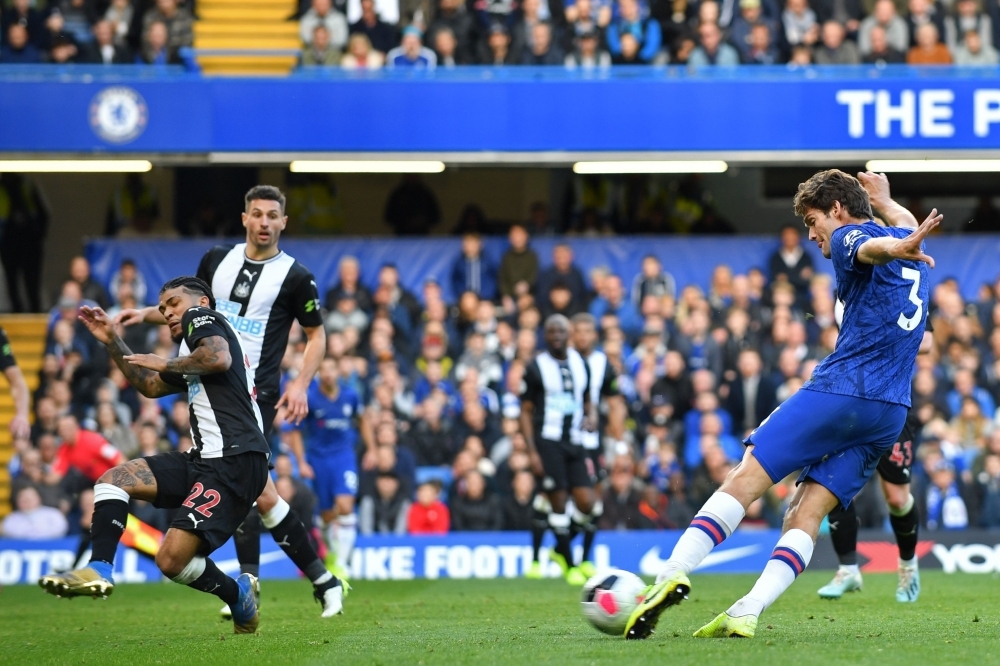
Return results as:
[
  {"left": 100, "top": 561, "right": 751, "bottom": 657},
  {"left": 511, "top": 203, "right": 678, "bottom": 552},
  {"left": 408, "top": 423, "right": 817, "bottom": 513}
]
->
[
  {"left": 572, "top": 322, "right": 596, "bottom": 354},
  {"left": 159, "top": 287, "right": 206, "bottom": 343},
  {"left": 319, "top": 359, "right": 339, "bottom": 389},
  {"left": 242, "top": 199, "right": 287, "bottom": 251},
  {"left": 802, "top": 206, "right": 838, "bottom": 258},
  {"left": 544, "top": 320, "right": 569, "bottom": 356}
]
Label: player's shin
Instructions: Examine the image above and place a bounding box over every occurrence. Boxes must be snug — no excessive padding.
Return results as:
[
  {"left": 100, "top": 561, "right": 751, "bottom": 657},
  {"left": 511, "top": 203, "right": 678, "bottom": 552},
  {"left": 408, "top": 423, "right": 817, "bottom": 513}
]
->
[
  {"left": 573, "top": 501, "right": 602, "bottom": 564},
  {"left": 828, "top": 503, "right": 861, "bottom": 572},
  {"left": 233, "top": 507, "right": 262, "bottom": 577},
  {"left": 659, "top": 491, "right": 745, "bottom": 581},
  {"left": 530, "top": 494, "right": 550, "bottom": 562},
  {"left": 334, "top": 513, "right": 357, "bottom": 567},
  {"left": 889, "top": 493, "right": 919, "bottom": 562},
  {"left": 729, "top": 529, "right": 814, "bottom": 618},
  {"left": 172, "top": 556, "right": 240, "bottom": 607},
  {"left": 548, "top": 511, "right": 575, "bottom": 570},
  {"left": 88, "top": 483, "right": 131, "bottom": 580},
  {"left": 262, "top": 498, "right": 333, "bottom": 586}
]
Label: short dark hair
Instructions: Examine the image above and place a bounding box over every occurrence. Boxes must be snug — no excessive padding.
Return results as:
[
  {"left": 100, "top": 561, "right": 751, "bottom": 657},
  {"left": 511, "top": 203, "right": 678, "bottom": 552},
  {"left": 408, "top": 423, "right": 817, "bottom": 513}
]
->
[
  {"left": 244, "top": 185, "right": 286, "bottom": 214},
  {"left": 160, "top": 276, "right": 216, "bottom": 310},
  {"left": 571, "top": 312, "right": 596, "bottom": 327},
  {"left": 793, "top": 169, "right": 872, "bottom": 220}
]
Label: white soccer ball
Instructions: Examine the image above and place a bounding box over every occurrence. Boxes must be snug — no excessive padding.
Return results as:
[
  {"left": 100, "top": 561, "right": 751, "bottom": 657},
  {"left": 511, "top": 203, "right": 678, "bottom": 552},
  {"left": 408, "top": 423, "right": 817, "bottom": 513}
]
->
[{"left": 580, "top": 569, "right": 647, "bottom": 636}]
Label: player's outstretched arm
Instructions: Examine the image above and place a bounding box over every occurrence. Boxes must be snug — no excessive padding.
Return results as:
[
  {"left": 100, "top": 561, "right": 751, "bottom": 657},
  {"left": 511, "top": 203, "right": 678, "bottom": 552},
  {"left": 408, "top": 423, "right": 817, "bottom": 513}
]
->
[
  {"left": 858, "top": 171, "right": 919, "bottom": 229},
  {"left": 856, "top": 208, "right": 942, "bottom": 267},
  {"left": 114, "top": 306, "right": 167, "bottom": 327},
  {"left": 126, "top": 336, "right": 232, "bottom": 376},
  {"left": 278, "top": 324, "right": 325, "bottom": 425},
  {"left": 4, "top": 365, "right": 30, "bottom": 440}
]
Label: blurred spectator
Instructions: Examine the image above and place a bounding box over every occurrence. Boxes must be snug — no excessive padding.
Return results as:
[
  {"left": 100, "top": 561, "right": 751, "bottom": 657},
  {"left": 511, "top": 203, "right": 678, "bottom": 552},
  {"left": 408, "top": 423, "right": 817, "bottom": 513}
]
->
[
  {"left": 631, "top": 255, "right": 676, "bottom": 309},
  {"left": 907, "top": 0, "right": 945, "bottom": 47},
  {"left": 945, "top": 0, "right": 992, "bottom": 52},
  {"left": 1, "top": 487, "right": 68, "bottom": 539},
  {"left": 141, "top": 0, "right": 192, "bottom": 52},
  {"left": 954, "top": 27, "right": 999, "bottom": 63},
  {"left": 863, "top": 24, "right": 906, "bottom": 62},
  {"left": 11, "top": 448, "right": 69, "bottom": 513},
  {"left": 405, "top": 396, "right": 456, "bottom": 465},
  {"left": 301, "top": 0, "right": 349, "bottom": 49},
  {"left": 948, "top": 368, "right": 996, "bottom": 419},
  {"left": 325, "top": 256, "right": 373, "bottom": 314},
  {"left": 108, "top": 258, "right": 148, "bottom": 307},
  {"left": 68, "top": 256, "right": 110, "bottom": 310},
  {"left": 730, "top": 0, "right": 770, "bottom": 60},
  {"left": 590, "top": 274, "right": 642, "bottom": 340},
  {"left": 451, "top": 233, "right": 498, "bottom": 300},
  {"left": 975, "top": 453, "right": 1000, "bottom": 527},
  {"left": 924, "top": 457, "right": 969, "bottom": 530},
  {"left": 537, "top": 244, "right": 588, "bottom": 310},
  {"left": 138, "top": 20, "right": 174, "bottom": 64},
  {"left": 1, "top": 23, "right": 42, "bottom": 62},
  {"left": 431, "top": 25, "right": 461, "bottom": 65},
  {"left": 450, "top": 470, "right": 503, "bottom": 530},
  {"left": 50, "top": 0, "right": 96, "bottom": 45},
  {"left": 50, "top": 415, "right": 125, "bottom": 491},
  {"left": 0, "top": 173, "right": 48, "bottom": 313},
  {"left": 564, "top": 29, "right": 611, "bottom": 67},
  {"left": 78, "top": 19, "right": 131, "bottom": 63},
  {"left": 498, "top": 224, "right": 539, "bottom": 308},
  {"left": 812, "top": 0, "right": 862, "bottom": 32},
  {"left": 814, "top": 20, "right": 860, "bottom": 63},
  {"left": 302, "top": 24, "right": 343, "bottom": 65},
  {"left": 599, "top": 456, "right": 647, "bottom": 530},
  {"left": 106, "top": 174, "right": 159, "bottom": 236},
  {"left": 726, "top": 349, "right": 778, "bottom": 436},
  {"left": 519, "top": 21, "right": 563, "bottom": 63},
  {"left": 689, "top": 21, "right": 740, "bottom": 65},
  {"left": 908, "top": 22, "right": 952, "bottom": 62},
  {"left": 606, "top": 0, "right": 663, "bottom": 63},
  {"left": 858, "top": 0, "right": 909, "bottom": 55},
  {"left": 2, "top": 0, "right": 46, "bottom": 49},
  {"left": 743, "top": 21, "right": 779, "bottom": 62},
  {"left": 94, "top": 401, "right": 138, "bottom": 458},
  {"left": 104, "top": 0, "right": 132, "bottom": 46},
  {"left": 427, "top": 0, "right": 476, "bottom": 63},
  {"left": 387, "top": 24, "right": 437, "bottom": 66},
  {"left": 341, "top": 32, "right": 386, "bottom": 67},
  {"left": 502, "top": 469, "right": 535, "bottom": 529},
  {"left": 479, "top": 22, "right": 516, "bottom": 63},
  {"left": 41, "top": 11, "right": 80, "bottom": 64},
  {"left": 408, "top": 479, "right": 451, "bottom": 534},
  {"left": 349, "top": 0, "right": 398, "bottom": 54},
  {"left": 768, "top": 224, "right": 813, "bottom": 310},
  {"left": 788, "top": 42, "right": 814, "bottom": 63},
  {"left": 782, "top": 0, "right": 819, "bottom": 47},
  {"left": 359, "top": 471, "right": 411, "bottom": 535},
  {"left": 384, "top": 175, "right": 441, "bottom": 234}
]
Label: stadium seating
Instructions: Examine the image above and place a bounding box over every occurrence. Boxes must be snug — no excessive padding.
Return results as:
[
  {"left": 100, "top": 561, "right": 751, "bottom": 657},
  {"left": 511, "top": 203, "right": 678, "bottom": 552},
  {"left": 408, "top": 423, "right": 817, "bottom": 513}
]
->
[{"left": 193, "top": 0, "right": 301, "bottom": 76}]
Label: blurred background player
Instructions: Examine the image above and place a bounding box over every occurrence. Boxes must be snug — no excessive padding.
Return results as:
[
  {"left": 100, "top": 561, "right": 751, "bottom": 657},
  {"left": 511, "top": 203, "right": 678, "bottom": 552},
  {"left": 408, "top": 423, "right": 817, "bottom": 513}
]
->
[
  {"left": 519, "top": 314, "right": 596, "bottom": 585},
  {"left": 287, "top": 357, "right": 374, "bottom": 580},
  {"left": 818, "top": 172, "right": 936, "bottom": 604},
  {"left": 0, "top": 323, "right": 31, "bottom": 442},
  {"left": 116, "top": 185, "right": 343, "bottom": 618}
]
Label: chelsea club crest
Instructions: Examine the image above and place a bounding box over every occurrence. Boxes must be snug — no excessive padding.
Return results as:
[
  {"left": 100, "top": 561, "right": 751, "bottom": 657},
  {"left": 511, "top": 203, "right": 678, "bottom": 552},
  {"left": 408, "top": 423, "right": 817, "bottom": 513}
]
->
[{"left": 89, "top": 86, "right": 148, "bottom": 144}]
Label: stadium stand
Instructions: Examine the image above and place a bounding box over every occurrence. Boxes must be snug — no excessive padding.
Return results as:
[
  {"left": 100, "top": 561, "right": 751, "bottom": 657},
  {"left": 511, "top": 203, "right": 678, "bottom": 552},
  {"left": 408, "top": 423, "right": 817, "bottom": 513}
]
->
[{"left": 192, "top": 0, "right": 301, "bottom": 75}]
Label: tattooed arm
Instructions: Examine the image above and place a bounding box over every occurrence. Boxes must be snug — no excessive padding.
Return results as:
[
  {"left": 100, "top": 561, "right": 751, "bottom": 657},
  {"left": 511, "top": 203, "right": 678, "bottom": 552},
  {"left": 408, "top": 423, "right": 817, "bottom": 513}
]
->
[
  {"left": 123, "top": 335, "right": 232, "bottom": 377},
  {"left": 106, "top": 334, "right": 185, "bottom": 398}
]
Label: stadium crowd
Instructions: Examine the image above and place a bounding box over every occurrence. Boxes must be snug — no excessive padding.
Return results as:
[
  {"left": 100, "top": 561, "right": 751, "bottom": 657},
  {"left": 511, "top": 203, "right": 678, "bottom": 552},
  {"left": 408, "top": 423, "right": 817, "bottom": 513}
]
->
[
  {"left": 2, "top": 0, "right": 1000, "bottom": 67},
  {"left": 4, "top": 223, "right": 1000, "bottom": 544}
]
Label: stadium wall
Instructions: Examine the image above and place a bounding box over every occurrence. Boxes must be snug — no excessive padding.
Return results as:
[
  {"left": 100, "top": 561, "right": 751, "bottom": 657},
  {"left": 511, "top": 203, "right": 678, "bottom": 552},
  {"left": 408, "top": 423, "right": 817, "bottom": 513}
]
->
[{"left": 3, "top": 530, "right": 1000, "bottom": 585}]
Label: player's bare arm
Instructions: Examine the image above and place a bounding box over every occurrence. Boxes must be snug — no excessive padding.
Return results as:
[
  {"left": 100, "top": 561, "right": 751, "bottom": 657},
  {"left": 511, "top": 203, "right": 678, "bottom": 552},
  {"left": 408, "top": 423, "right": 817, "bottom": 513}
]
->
[
  {"left": 607, "top": 395, "right": 626, "bottom": 441},
  {"left": 286, "top": 429, "right": 314, "bottom": 479},
  {"left": 359, "top": 411, "right": 377, "bottom": 470},
  {"left": 278, "top": 324, "right": 326, "bottom": 425},
  {"left": 518, "top": 400, "right": 544, "bottom": 477},
  {"left": 4, "top": 364, "right": 30, "bottom": 439},
  {"left": 857, "top": 171, "right": 919, "bottom": 229},
  {"left": 857, "top": 208, "right": 942, "bottom": 267},
  {"left": 114, "top": 305, "right": 167, "bottom": 327},
  {"left": 79, "top": 306, "right": 183, "bottom": 399},
  {"left": 125, "top": 335, "right": 232, "bottom": 376}
]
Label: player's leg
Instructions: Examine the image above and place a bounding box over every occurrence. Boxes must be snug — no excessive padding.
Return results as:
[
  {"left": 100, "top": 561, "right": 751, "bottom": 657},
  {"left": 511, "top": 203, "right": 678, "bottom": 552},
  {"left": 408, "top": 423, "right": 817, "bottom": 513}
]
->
[
  {"left": 817, "top": 502, "right": 863, "bottom": 598},
  {"left": 567, "top": 454, "right": 598, "bottom": 583},
  {"left": 526, "top": 493, "right": 551, "bottom": 578},
  {"left": 256, "top": 476, "right": 347, "bottom": 617},
  {"left": 329, "top": 495, "right": 357, "bottom": 579},
  {"left": 231, "top": 400, "right": 278, "bottom": 581},
  {"left": 546, "top": 487, "right": 575, "bottom": 575},
  {"left": 882, "top": 478, "right": 920, "bottom": 602},
  {"left": 39, "top": 458, "right": 159, "bottom": 598},
  {"left": 577, "top": 450, "right": 603, "bottom": 577},
  {"left": 694, "top": 480, "right": 836, "bottom": 639}
]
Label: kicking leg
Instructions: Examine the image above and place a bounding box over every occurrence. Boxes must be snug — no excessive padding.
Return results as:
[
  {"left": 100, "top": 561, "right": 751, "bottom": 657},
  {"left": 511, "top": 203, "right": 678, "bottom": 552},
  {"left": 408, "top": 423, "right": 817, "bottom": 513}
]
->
[
  {"left": 39, "top": 460, "right": 157, "bottom": 598},
  {"left": 546, "top": 489, "right": 576, "bottom": 578},
  {"left": 817, "top": 502, "right": 863, "bottom": 599},
  {"left": 570, "top": 485, "right": 598, "bottom": 581},
  {"left": 883, "top": 479, "right": 920, "bottom": 602},
  {"left": 326, "top": 495, "right": 357, "bottom": 579}
]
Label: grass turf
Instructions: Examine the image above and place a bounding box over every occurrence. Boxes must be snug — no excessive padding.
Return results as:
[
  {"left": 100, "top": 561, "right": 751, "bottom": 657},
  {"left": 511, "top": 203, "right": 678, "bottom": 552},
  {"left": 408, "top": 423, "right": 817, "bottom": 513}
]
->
[{"left": 2, "top": 571, "right": 998, "bottom": 665}]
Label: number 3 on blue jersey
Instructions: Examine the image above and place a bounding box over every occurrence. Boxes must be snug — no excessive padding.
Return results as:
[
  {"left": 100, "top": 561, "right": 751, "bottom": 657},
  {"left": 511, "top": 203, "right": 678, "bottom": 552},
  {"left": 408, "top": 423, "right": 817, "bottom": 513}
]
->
[{"left": 897, "top": 266, "right": 923, "bottom": 331}]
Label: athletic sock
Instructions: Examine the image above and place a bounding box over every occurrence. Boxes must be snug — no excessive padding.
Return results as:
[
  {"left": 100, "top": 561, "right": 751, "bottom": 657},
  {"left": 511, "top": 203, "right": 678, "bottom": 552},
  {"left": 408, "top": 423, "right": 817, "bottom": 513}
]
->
[
  {"left": 660, "top": 491, "right": 745, "bottom": 580},
  {"left": 549, "top": 512, "right": 575, "bottom": 568},
  {"left": 572, "top": 502, "right": 601, "bottom": 562},
  {"left": 172, "top": 556, "right": 240, "bottom": 607},
  {"left": 234, "top": 506, "right": 262, "bottom": 577},
  {"left": 531, "top": 495, "right": 550, "bottom": 562},
  {"left": 334, "top": 514, "right": 357, "bottom": 568},
  {"left": 828, "top": 503, "right": 859, "bottom": 566},
  {"left": 89, "top": 483, "right": 130, "bottom": 578},
  {"left": 889, "top": 494, "right": 919, "bottom": 562},
  {"left": 729, "top": 528, "right": 814, "bottom": 618},
  {"left": 263, "top": 499, "right": 329, "bottom": 585}
]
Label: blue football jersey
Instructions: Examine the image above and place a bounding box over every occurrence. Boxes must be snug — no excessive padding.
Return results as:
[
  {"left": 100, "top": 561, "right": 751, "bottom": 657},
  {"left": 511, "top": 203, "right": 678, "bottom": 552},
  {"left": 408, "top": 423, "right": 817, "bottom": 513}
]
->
[
  {"left": 300, "top": 382, "right": 363, "bottom": 457},
  {"left": 804, "top": 221, "right": 928, "bottom": 407}
]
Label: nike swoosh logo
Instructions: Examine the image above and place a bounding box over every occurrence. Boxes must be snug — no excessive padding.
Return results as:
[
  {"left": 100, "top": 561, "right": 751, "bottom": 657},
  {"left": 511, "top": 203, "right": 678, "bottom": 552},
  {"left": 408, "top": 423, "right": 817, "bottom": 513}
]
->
[
  {"left": 216, "top": 550, "right": 286, "bottom": 575},
  {"left": 639, "top": 544, "right": 762, "bottom": 576}
]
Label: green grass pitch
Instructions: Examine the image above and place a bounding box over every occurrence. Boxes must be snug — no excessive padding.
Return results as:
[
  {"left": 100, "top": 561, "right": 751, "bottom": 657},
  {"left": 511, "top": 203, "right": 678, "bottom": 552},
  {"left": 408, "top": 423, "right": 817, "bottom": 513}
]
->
[{"left": 2, "top": 571, "right": 998, "bottom": 665}]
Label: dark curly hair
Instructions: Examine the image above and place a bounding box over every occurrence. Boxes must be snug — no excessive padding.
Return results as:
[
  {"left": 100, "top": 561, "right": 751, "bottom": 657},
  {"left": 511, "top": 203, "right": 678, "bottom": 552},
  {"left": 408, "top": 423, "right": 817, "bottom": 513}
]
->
[{"left": 793, "top": 169, "right": 872, "bottom": 220}]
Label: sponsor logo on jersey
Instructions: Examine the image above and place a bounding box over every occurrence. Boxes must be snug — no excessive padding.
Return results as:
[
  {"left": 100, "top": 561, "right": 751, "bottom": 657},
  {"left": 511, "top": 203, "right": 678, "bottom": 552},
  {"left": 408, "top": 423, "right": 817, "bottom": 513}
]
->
[
  {"left": 215, "top": 298, "right": 264, "bottom": 337},
  {"left": 1, "top": 343, "right": 10, "bottom": 356},
  {"left": 305, "top": 298, "right": 320, "bottom": 313},
  {"left": 843, "top": 229, "right": 864, "bottom": 254},
  {"left": 190, "top": 315, "right": 215, "bottom": 330}
]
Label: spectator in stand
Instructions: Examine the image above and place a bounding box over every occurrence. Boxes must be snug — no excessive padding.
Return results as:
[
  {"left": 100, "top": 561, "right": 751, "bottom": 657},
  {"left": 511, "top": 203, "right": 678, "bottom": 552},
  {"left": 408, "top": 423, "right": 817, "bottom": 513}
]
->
[
  {"left": 599, "top": 455, "right": 647, "bottom": 530},
  {"left": 537, "top": 244, "right": 588, "bottom": 309},
  {"left": 726, "top": 348, "right": 778, "bottom": 436},
  {"left": 689, "top": 21, "right": 741, "bottom": 65},
  {"left": 350, "top": 0, "right": 398, "bottom": 54},
  {"left": 67, "top": 256, "right": 110, "bottom": 310},
  {"left": 923, "top": 457, "right": 970, "bottom": 530},
  {"left": 955, "top": 27, "right": 1000, "bottom": 62},
  {"left": 814, "top": 20, "right": 860, "bottom": 63},
  {"left": 431, "top": 24, "right": 460, "bottom": 65},
  {"left": 908, "top": 22, "right": 953, "bottom": 62},
  {"left": 782, "top": 0, "right": 819, "bottom": 48},
  {"left": 406, "top": 395, "right": 456, "bottom": 465},
  {"left": 2, "top": 0, "right": 46, "bottom": 49},
  {"left": 858, "top": 0, "right": 909, "bottom": 56},
  {"left": 387, "top": 24, "right": 438, "bottom": 66},
  {"left": 325, "top": 256, "right": 373, "bottom": 314},
  {"left": 565, "top": 29, "right": 612, "bottom": 67},
  {"left": 606, "top": 0, "right": 663, "bottom": 63},
  {"left": 946, "top": 0, "right": 992, "bottom": 52},
  {"left": 49, "top": 0, "right": 96, "bottom": 45},
  {"left": 498, "top": 224, "right": 539, "bottom": 310},
  {"left": 301, "top": 0, "right": 350, "bottom": 50},
  {"left": 975, "top": 453, "right": 1000, "bottom": 527},
  {"left": 502, "top": 470, "right": 535, "bottom": 529},
  {"left": 520, "top": 21, "right": 564, "bottom": 63},
  {"left": 94, "top": 401, "right": 138, "bottom": 458},
  {"left": 426, "top": 0, "right": 476, "bottom": 63},
  {"left": 302, "top": 24, "right": 343, "bottom": 65},
  {"left": 142, "top": 0, "right": 192, "bottom": 52},
  {"left": 451, "top": 233, "right": 498, "bottom": 301},
  {"left": 631, "top": 255, "right": 676, "bottom": 311},
  {"left": 1, "top": 486, "right": 68, "bottom": 539},
  {"left": 730, "top": 0, "right": 772, "bottom": 61},
  {"left": 863, "top": 24, "right": 906, "bottom": 62},
  {"left": 78, "top": 20, "right": 132, "bottom": 64},
  {"left": 1, "top": 23, "right": 42, "bottom": 63},
  {"left": 104, "top": 0, "right": 133, "bottom": 47},
  {"left": 743, "top": 21, "right": 779, "bottom": 62},
  {"left": 11, "top": 448, "right": 69, "bottom": 513},
  {"left": 359, "top": 471, "right": 411, "bottom": 535},
  {"left": 450, "top": 469, "right": 503, "bottom": 530},
  {"left": 565, "top": 0, "right": 609, "bottom": 51},
  {"left": 812, "top": 0, "right": 862, "bottom": 33},
  {"left": 590, "top": 274, "right": 642, "bottom": 340},
  {"left": 479, "top": 22, "right": 516, "bottom": 63},
  {"left": 385, "top": 175, "right": 441, "bottom": 234},
  {"left": 408, "top": 479, "right": 451, "bottom": 534},
  {"left": 138, "top": 20, "right": 175, "bottom": 63},
  {"left": 949, "top": 368, "right": 996, "bottom": 419},
  {"left": 768, "top": 224, "right": 814, "bottom": 310},
  {"left": 907, "top": 0, "right": 945, "bottom": 46},
  {"left": 50, "top": 415, "right": 126, "bottom": 493},
  {"left": 341, "top": 32, "right": 386, "bottom": 67}
]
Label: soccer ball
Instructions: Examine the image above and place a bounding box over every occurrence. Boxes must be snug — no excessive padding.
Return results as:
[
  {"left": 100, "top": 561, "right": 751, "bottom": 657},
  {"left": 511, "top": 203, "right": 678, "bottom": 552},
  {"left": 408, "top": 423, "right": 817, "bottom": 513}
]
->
[{"left": 580, "top": 569, "right": 647, "bottom": 636}]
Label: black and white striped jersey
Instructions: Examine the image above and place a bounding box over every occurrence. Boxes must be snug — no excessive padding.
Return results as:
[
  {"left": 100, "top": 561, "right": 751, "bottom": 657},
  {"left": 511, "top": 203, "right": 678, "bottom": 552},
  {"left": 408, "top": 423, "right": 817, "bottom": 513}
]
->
[
  {"left": 160, "top": 307, "right": 269, "bottom": 459},
  {"left": 196, "top": 244, "right": 323, "bottom": 404},
  {"left": 581, "top": 350, "right": 620, "bottom": 451},
  {"left": 521, "top": 349, "right": 591, "bottom": 445}
]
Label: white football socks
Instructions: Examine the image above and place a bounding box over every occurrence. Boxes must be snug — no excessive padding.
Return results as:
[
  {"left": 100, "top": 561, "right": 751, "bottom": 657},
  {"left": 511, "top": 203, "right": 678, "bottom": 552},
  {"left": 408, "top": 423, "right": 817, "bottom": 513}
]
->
[
  {"left": 658, "top": 491, "right": 745, "bottom": 582},
  {"left": 334, "top": 513, "right": 357, "bottom": 568},
  {"left": 728, "top": 528, "right": 814, "bottom": 618}
]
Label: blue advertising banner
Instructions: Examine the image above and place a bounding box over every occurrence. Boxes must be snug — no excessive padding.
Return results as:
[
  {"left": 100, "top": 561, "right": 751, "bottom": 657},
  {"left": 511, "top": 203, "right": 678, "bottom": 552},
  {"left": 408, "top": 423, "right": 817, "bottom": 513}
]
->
[
  {"left": 86, "top": 234, "right": 1000, "bottom": 306},
  {"left": 8, "top": 66, "right": 1000, "bottom": 153}
]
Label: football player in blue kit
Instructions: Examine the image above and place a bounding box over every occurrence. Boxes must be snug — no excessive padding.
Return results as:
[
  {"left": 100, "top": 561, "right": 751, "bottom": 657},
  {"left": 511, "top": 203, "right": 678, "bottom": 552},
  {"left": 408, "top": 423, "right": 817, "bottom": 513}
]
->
[
  {"left": 288, "top": 357, "right": 374, "bottom": 581},
  {"left": 624, "top": 169, "right": 941, "bottom": 641}
]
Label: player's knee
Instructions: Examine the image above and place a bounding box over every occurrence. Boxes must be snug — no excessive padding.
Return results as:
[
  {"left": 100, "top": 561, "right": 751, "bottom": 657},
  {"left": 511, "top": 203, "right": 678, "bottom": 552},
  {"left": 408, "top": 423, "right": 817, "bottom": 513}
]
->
[
  {"left": 97, "top": 465, "right": 131, "bottom": 491},
  {"left": 549, "top": 494, "right": 568, "bottom": 514},
  {"left": 886, "top": 486, "right": 910, "bottom": 511},
  {"left": 256, "top": 484, "right": 278, "bottom": 513},
  {"left": 335, "top": 496, "right": 355, "bottom": 516},
  {"left": 155, "top": 548, "right": 190, "bottom": 578}
]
